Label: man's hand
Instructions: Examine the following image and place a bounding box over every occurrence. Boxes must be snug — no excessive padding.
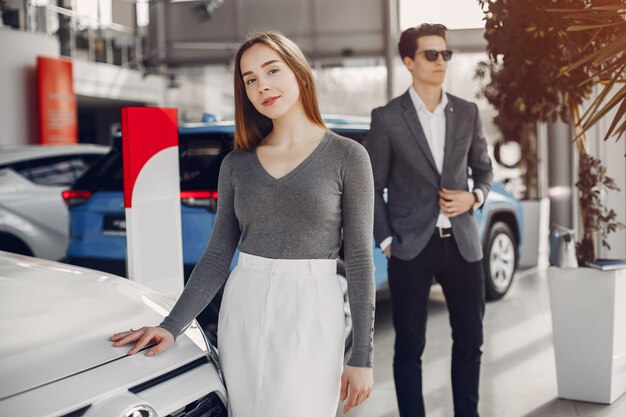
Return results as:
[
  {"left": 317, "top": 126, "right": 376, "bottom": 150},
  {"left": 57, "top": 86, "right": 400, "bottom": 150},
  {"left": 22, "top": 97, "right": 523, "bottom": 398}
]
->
[
  {"left": 340, "top": 365, "right": 374, "bottom": 413},
  {"left": 439, "top": 188, "right": 475, "bottom": 218},
  {"left": 383, "top": 246, "right": 391, "bottom": 259}
]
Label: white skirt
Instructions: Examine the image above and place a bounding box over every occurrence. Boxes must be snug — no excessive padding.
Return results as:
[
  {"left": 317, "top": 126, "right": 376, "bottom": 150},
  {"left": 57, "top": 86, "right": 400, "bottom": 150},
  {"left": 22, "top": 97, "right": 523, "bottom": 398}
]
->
[{"left": 217, "top": 252, "right": 345, "bottom": 417}]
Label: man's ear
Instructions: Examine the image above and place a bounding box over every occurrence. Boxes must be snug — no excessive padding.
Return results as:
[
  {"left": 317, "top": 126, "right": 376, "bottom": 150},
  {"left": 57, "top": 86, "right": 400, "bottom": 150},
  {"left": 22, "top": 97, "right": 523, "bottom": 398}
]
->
[{"left": 402, "top": 56, "right": 414, "bottom": 71}]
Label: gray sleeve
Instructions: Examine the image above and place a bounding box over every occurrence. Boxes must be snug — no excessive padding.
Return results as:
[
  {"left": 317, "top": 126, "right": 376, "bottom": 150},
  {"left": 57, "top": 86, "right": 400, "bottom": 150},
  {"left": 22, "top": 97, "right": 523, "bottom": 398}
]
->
[
  {"left": 341, "top": 143, "right": 376, "bottom": 368},
  {"left": 365, "top": 107, "right": 393, "bottom": 247},
  {"left": 468, "top": 103, "right": 493, "bottom": 199},
  {"left": 159, "top": 153, "right": 241, "bottom": 338}
]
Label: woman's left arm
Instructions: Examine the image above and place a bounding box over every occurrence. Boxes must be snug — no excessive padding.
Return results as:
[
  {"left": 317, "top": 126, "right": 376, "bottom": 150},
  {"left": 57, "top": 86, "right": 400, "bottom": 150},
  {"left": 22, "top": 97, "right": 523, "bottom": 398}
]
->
[{"left": 340, "top": 141, "right": 376, "bottom": 412}]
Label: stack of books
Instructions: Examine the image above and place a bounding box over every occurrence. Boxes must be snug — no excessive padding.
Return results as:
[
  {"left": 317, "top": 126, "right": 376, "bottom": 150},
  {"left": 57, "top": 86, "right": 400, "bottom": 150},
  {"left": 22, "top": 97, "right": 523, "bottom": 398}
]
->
[{"left": 586, "top": 259, "right": 626, "bottom": 271}]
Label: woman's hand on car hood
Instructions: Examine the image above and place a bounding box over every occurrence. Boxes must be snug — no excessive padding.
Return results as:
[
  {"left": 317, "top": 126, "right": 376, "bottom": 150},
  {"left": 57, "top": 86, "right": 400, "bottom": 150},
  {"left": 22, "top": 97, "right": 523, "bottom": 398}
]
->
[{"left": 109, "top": 326, "right": 174, "bottom": 356}]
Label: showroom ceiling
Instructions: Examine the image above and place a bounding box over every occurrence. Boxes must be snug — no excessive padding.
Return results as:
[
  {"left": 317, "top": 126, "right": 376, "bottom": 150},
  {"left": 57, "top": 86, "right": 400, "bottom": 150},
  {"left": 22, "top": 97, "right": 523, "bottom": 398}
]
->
[{"left": 146, "top": 0, "right": 389, "bottom": 67}]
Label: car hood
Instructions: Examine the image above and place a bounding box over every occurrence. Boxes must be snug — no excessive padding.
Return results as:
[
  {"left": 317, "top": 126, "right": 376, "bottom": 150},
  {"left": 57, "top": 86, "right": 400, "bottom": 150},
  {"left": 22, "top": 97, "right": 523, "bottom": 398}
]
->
[{"left": 0, "top": 252, "right": 180, "bottom": 400}]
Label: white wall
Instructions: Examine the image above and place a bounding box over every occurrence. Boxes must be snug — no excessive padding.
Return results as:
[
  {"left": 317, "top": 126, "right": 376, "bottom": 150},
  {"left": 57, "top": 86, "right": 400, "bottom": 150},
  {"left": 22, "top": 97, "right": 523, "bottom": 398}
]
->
[
  {"left": 73, "top": 60, "right": 163, "bottom": 106},
  {"left": 75, "top": 63, "right": 224, "bottom": 123},
  {"left": 202, "top": 65, "right": 235, "bottom": 119},
  {"left": 0, "top": 27, "right": 216, "bottom": 147},
  {"left": 0, "top": 29, "right": 58, "bottom": 147},
  {"left": 167, "top": 67, "right": 216, "bottom": 122},
  {"left": 585, "top": 84, "right": 626, "bottom": 260}
]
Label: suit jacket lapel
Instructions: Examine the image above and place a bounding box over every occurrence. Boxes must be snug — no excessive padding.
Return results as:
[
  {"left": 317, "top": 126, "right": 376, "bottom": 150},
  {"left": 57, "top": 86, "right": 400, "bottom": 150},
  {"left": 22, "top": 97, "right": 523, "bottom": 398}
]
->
[
  {"left": 442, "top": 94, "right": 458, "bottom": 179},
  {"left": 401, "top": 91, "right": 439, "bottom": 176}
]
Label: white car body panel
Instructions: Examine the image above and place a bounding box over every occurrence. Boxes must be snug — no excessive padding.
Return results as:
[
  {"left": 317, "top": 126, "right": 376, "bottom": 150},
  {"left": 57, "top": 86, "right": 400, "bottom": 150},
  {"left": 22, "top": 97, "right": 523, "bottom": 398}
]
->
[
  {"left": 0, "top": 145, "right": 110, "bottom": 165},
  {"left": 0, "top": 145, "right": 109, "bottom": 260},
  {"left": 0, "top": 169, "right": 69, "bottom": 259},
  {"left": 0, "top": 252, "right": 226, "bottom": 417}
]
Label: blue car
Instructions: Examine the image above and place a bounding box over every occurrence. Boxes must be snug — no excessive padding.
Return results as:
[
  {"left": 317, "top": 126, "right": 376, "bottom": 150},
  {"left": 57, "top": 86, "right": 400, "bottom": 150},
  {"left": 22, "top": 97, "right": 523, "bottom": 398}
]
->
[{"left": 64, "top": 115, "right": 523, "bottom": 341}]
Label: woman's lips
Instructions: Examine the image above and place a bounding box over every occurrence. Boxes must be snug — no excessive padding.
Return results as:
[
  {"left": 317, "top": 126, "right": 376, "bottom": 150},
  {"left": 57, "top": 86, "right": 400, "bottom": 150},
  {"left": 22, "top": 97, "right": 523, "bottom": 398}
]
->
[{"left": 262, "top": 96, "right": 281, "bottom": 106}]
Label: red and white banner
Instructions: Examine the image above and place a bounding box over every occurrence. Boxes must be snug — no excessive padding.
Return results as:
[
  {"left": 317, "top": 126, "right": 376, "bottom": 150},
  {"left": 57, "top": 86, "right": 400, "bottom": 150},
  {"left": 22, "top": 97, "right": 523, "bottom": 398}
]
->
[
  {"left": 122, "top": 107, "right": 184, "bottom": 296},
  {"left": 37, "top": 56, "right": 77, "bottom": 145}
]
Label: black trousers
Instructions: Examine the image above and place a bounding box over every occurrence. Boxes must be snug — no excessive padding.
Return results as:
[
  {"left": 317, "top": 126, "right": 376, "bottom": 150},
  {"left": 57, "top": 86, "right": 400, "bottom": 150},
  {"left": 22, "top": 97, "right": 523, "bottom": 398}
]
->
[{"left": 389, "top": 231, "right": 485, "bottom": 417}]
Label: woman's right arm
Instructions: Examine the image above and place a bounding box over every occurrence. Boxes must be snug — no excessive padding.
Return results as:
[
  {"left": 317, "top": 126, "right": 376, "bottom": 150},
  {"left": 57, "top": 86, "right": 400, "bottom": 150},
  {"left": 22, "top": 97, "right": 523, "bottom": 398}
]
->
[{"left": 110, "top": 152, "right": 241, "bottom": 354}]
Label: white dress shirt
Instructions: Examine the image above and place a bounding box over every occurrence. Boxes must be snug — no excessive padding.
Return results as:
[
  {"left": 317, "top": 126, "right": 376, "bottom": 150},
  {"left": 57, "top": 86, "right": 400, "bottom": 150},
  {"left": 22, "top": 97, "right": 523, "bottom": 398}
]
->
[{"left": 380, "top": 87, "right": 484, "bottom": 251}]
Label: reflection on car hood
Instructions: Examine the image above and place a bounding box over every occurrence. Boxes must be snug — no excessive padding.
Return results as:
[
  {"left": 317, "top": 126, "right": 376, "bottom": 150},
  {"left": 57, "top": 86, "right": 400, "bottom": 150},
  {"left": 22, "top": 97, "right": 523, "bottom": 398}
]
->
[{"left": 0, "top": 252, "right": 177, "bottom": 400}]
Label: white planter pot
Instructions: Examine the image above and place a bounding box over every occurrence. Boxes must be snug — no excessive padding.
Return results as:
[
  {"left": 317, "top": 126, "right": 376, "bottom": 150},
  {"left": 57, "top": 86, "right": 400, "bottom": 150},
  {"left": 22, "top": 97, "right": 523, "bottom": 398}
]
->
[
  {"left": 519, "top": 197, "right": 550, "bottom": 268},
  {"left": 548, "top": 266, "right": 626, "bottom": 403}
]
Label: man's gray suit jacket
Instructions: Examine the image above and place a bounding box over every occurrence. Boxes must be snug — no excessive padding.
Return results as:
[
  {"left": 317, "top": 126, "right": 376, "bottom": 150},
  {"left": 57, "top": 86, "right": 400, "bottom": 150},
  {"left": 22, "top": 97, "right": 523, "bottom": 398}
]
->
[{"left": 365, "top": 90, "right": 494, "bottom": 263}]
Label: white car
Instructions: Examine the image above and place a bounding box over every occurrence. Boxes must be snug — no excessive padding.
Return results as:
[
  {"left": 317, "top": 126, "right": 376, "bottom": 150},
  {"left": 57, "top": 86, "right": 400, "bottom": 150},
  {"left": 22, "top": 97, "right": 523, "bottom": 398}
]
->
[
  {"left": 0, "top": 145, "right": 109, "bottom": 260},
  {"left": 0, "top": 251, "right": 227, "bottom": 417}
]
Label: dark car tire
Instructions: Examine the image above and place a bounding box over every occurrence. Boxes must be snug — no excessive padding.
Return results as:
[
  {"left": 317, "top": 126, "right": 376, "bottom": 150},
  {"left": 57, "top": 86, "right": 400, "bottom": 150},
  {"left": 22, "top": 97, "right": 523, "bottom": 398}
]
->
[
  {"left": 0, "top": 233, "right": 34, "bottom": 257},
  {"left": 483, "top": 222, "right": 517, "bottom": 301}
]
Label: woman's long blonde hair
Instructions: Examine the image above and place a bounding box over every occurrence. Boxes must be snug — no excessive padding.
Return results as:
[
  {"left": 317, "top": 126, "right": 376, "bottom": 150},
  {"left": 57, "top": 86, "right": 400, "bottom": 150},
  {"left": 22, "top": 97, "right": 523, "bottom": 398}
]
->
[{"left": 233, "top": 30, "right": 325, "bottom": 150}]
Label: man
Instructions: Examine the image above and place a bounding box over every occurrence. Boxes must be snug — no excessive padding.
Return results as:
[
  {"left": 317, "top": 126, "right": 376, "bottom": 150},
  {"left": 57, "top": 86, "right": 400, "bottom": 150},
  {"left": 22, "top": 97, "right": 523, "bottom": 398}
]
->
[{"left": 365, "top": 24, "right": 493, "bottom": 417}]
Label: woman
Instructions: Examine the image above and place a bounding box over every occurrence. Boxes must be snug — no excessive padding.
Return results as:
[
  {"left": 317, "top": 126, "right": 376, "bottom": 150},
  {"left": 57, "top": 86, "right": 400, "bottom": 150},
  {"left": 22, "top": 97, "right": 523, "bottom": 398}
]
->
[{"left": 109, "top": 30, "right": 375, "bottom": 417}]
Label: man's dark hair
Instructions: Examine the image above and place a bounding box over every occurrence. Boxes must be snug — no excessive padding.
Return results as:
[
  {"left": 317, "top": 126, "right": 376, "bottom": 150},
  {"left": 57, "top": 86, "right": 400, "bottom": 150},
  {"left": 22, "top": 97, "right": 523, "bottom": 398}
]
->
[{"left": 398, "top": 23, "right": 448, "bottom": 60}]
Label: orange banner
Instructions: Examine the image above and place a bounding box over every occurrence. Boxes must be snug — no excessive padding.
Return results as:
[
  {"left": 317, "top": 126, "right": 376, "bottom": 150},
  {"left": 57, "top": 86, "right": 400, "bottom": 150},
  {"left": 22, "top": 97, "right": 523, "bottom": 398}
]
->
[{"left": 37, "top": 56, "right": 78, "bottom": 145}]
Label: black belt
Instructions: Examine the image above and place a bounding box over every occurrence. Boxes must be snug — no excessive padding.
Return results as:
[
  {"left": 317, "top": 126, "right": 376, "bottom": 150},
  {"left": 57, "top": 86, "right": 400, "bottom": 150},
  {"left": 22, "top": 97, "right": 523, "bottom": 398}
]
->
[{"left": 435, "top": 227, "right": 452, "bottom": 238}]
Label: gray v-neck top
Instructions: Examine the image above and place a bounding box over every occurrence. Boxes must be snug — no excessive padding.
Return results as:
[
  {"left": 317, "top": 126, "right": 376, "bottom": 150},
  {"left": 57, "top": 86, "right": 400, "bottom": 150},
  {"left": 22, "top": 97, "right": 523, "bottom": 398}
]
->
[{"left": 159, "top": 131, "right": 376, "bottom": 367}]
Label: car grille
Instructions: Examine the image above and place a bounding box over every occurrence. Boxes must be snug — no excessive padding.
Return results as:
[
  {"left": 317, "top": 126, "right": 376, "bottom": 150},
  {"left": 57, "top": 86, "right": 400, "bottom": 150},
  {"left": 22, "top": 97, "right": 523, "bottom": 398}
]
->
[
  {"left": 166, "top": 392, "right": 227, "bottom": 417},
  {"left": 128, "top": 357, "right": 227, "bottom": 417},
  {"left": 59, "top": 405, "right": 90, "bottom": 417},
  {"left": 129, "top": 357, "right": 209, "bottom": 394},
  {"left": 55, "top": 357, "right": 225, "bottom": 417}
]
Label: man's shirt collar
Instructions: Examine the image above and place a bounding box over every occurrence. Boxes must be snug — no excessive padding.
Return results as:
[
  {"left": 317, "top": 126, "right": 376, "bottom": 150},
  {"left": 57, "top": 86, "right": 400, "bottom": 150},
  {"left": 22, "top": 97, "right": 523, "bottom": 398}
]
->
[{"left": 409, "top": 86, "right": 448, "bottom": 115}]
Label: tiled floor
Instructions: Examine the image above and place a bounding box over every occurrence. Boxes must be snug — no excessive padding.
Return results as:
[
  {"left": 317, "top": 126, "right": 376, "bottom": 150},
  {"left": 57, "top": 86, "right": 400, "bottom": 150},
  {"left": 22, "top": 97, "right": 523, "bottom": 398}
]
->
[{"left": 340, "top": 267, "right": 626, "bottom": 417}]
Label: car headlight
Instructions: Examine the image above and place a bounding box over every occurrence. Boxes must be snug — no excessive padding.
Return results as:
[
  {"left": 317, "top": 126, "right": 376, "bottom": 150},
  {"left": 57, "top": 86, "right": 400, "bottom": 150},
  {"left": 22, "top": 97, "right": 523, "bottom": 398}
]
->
[
  {"left": 182, "top": 319, "right": 225, "bottom": 387},
  {"left": 198, "top": 321, "right": 225, "bottom": 387}
]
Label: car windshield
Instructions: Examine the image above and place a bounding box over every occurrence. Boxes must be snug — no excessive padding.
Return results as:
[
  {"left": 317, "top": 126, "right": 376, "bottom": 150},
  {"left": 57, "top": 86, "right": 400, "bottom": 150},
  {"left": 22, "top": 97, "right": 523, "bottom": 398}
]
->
[
  {"left": 5, "top": 154, "right": 104, "bottom": 187},
  {"left": 73, "top": 132, "right": 232, "bottom": 192},
  {"left": 73, "top": 128, "right": 368, "bottom": 192}
]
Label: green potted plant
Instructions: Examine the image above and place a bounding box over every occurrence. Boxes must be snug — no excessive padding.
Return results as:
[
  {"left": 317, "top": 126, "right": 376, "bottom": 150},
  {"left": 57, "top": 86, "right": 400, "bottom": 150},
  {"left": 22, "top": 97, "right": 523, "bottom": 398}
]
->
[
  {"left": 477, "top": 0, "right": 625, "bottom": 403},
  {"left": 546, "top": 0, "right": 626, "bottom": 404},
  {"left": 548, "top": 0, "right": 626, "bottom": 262},
  {"left": 475, "top": 0, "right": 576, "bottom": 268}
]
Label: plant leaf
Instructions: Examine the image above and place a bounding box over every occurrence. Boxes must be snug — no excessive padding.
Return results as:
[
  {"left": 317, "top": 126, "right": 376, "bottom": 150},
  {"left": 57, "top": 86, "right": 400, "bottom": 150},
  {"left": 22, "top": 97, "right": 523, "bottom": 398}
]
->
[
  {"left": 578, "top": 62, "right": 626, "bottom": 123},
  {"left": 602, "top": 98, "right": 626, "bottom": 141},
  {"left": 567, "top": 22, "right": 625, "bottom": 31},
  {"left": 581, "top": 83, "right": 626, "bottom": 130},
  {"left": 562, "top": 33, "right": 626, "bottom": 73},
  {"left": 546, "top": 5, "right": 626, "bottom": 12}
]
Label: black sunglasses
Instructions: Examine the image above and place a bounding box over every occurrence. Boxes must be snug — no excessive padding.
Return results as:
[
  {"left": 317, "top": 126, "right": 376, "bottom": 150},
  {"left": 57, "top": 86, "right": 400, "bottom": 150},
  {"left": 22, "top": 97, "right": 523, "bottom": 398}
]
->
[{"left": 418, "top": 49, "right": 453, "bottom": 62}]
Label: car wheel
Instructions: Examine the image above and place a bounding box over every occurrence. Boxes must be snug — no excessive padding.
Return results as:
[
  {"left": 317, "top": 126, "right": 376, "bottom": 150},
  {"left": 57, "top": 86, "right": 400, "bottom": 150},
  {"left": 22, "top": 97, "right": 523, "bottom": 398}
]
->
[
  {"left": 0, "top": 233, "right": 34, "bottom": 257},
  {"left": 483, "top": 222, "right": 517, "bottom": 300}
]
